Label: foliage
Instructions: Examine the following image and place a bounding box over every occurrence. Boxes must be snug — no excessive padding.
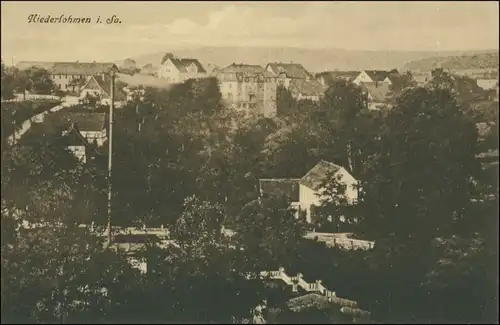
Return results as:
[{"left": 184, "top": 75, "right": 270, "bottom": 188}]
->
[{"left": 234, "top": 195, "right": 307, "bottom": 273}]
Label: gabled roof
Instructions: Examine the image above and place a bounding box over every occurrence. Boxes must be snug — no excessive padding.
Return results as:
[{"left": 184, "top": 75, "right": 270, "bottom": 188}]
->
[
  {"left": 63, "top": 125, "right": 91, "bottom": 146},
  {"left": 300, "top": 161, "right": 343, "bottom": 191},
  {"left": 65, "top": 113, "right": 106, "bottom": 132},
  {"left": 360, "top": 82, "right": 392, "bottom": 103},
  {"left": 167, "top": 58, "right": 206, "bottom": 73},
  {"left": 259, "top": 179, "right": 300, "bottom": 202},
  {"left": 289, "top": 79, "right": 327, "bottom": 97},
  {"left": 50, "top": 62, "right": 118, "bottom": 75},
  {"left": 267, "top": 63, "right": 312, "bottom": 79},
  {"left": 81, "top": 75, "right": 127, "bottom": 101},
  {"left": 363, "top": 69, "right": 399, "bottom": 82}
]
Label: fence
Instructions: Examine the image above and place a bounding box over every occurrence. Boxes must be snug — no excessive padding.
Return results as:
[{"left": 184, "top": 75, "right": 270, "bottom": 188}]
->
[{"left": 303, "top": 232, "right": 375, "bottom": 251}]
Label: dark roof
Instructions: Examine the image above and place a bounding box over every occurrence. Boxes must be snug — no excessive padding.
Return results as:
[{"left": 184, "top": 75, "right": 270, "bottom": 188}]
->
[
  {"left": 300, "top": 160, "right": 342, "bottom": 191},
  {"left": 360, "top": 82, "right": 392, "bottom": 103},
  {"left": 168, "top": 58, "right": 206, "bottom": 73},
  {"left": 259, "top": 179, "right": 300, "bottom": 202},
  {"left": 63, "top": 126, "right": 91, "bottom": 146},
  {"left": 364, "top": 69, "right": 399, "bottom": 82},
  {"left": 50, "top": 62, "right": 118, "bottom": 75},
  {"left": 287, "top": 293, "right": 331, "bottom": 312},
  {"left": 267, "top": 63, "right": 312, "bottom": 79},
  {"left": 316, "top": 71, "right": 360, "bottom": 83},
  {"left": 65, "top": 113, "right": 106, "bottom": 131},
  {"left": 289, "top": 79, "right": 327, "bottom": 97}
]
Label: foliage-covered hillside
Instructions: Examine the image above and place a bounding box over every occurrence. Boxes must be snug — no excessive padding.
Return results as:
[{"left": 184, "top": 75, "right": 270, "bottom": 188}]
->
[{"left": 404, "top": 52, "right": 499, "bottom": 72}]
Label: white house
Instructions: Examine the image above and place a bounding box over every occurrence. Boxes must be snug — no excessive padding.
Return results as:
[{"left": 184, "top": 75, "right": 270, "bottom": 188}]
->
[
  {"left": 157, "top": 56, "right": 207, "bottom": 83},
  {"left": 299, "top": 161, "right": 358, "bottom": 223},
  {"left": 259, "top": 161, "right": 358, "bottom": 224}
]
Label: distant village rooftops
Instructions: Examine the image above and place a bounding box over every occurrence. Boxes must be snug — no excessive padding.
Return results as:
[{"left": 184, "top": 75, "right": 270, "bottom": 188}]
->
[
  {"left": 364, "top": 69, "right": 399, "bottom": 82},
  {"left": 267, "top": 62, "right": 312, "bottom": 79},
  {"left": 168, "top": 58, "right": 206, "bottom": 73},
  {"left": 289, "top": 79, "right": 327, "bottom": 97},
  {"left": 50, "top": 62, "right": 118, "bottom": 75},
  {"left": 316, "top": 70, "right": 360, "bottom": 82}
]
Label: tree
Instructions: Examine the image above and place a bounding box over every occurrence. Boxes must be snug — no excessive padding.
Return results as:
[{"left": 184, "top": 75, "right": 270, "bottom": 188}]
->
[
  {"left": 24, "top": 66, "right": 55, "bottom": 95},
  {"left": 314, "top": 79, "right": 380, "bottom": 177},
  {"left": 360, "top": 87, "right": 481, "bottom": 242},
  {"left": 316, "top": 171, "right": 358, "bottom": 233},
  {"left": 388, "top": 70, "right": 417, "bottom": 99},
  {"left": 234, "top": 195, "right": 307, "bottom": 273},
  {"left": 1, "top": 60, "right": 15, "bottom": 100}
]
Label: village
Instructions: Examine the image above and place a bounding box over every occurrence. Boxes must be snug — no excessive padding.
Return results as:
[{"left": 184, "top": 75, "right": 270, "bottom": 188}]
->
[{"left": 1, "top": 1, "right": 499, "bottom": 324}]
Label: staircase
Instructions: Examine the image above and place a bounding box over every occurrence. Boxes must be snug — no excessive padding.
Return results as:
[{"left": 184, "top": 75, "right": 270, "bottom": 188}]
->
[{"left": 259, "top": 267, "right": 371, "bottom": 319}]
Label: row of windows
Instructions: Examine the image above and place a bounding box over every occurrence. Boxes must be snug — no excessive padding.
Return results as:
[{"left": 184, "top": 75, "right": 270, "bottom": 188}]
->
[{"left": 54, "top": 74, "right": 87, "bottom": 80}]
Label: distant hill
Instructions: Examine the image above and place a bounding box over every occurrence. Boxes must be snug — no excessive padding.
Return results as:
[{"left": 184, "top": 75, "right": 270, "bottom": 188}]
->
[
  {"left": 115, "top": 47, "right": 498, "bottom": 74},
  {"left": 404, "top": 52, "right": 499, "bottom": 72}
]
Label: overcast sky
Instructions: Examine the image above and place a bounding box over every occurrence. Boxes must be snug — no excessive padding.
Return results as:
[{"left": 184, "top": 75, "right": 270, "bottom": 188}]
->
[{"left": 1, "top": 1, "right": 498, "bottom": 63}]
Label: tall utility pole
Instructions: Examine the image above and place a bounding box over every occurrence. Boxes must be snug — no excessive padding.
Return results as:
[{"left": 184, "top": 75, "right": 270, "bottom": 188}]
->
[{"left": 107, "top": 70, "right": 115, "bottom": 246}]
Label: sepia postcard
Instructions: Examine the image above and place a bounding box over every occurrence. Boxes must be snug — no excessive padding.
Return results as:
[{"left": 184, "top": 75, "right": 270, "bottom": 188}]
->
[{"left": 1, "top": 1, "right": 498, "bottom": 324}]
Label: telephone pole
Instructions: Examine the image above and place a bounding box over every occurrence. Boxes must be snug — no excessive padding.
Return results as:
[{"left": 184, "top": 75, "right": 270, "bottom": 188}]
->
[{"left": 107, "top": 70, "right": 115, "bottom": 246}]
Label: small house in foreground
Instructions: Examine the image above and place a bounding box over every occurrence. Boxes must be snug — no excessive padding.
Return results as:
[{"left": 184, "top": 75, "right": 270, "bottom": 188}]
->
[{"left": 260, "top": 161, "right": 358, "bottom": 223}]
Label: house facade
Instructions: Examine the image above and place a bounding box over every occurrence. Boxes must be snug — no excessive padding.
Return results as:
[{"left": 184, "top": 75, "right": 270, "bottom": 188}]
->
[
  {"left": 157, "top": 57, "right": 207, "bottom": 83},
  {"left": 299, "top": 161, "right": 358, "bottom": 223},
  {"left": 49, "top": 62, "right": 119, "bottom": 93},
  {"left": 217, "top": 64, "right": 278, "bottom": 117},
  {"left": 259, "top": 161, "right": 358, "bottom": 224}
]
